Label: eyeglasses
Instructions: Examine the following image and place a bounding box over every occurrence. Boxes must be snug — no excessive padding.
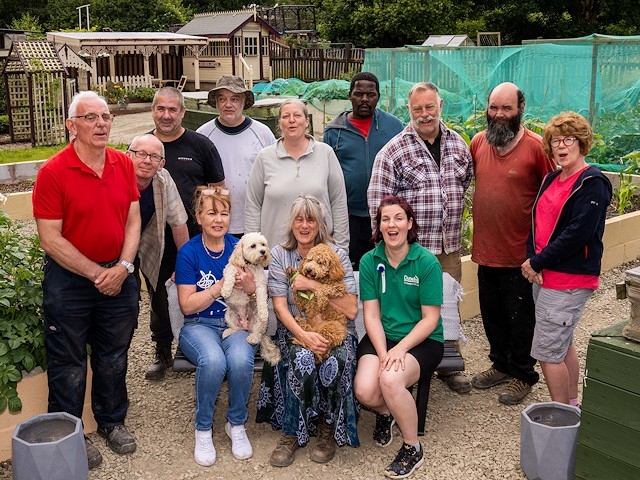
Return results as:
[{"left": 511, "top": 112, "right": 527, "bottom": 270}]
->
[
  {"left": 129, "top": 149, "right": 164, "bottom": 163},
  {"left": 201, "top": 185, "right": 230, "bottom": 196},
  {"left": 70, "top": 113, "right": 114, "bottom": 123},
  {"left": 550, "top": 137, "right": 577, "bottom": 148}
]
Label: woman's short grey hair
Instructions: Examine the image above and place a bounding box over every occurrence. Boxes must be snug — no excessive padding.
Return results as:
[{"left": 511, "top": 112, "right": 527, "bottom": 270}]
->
[
  {"left": 281, "top": 194, "right": 333, "bottom": 250},
  {"left": 68, "top": 91, "right": 108, "bottom": 118}
]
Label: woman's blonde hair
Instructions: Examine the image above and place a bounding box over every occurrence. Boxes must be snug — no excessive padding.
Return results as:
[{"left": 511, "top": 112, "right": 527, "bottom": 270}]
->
[
  {"left": 193, "top": 185, "right": 231, "bottom": 219},
  {"left": 281, "top": 194, "right": 333, "bottom": 250},
  {"left": 542, "top": 111, "right": 593, "bottom": 157}
]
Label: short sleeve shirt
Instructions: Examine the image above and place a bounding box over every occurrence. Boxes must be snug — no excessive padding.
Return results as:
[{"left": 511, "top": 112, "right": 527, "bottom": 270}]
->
[
  {"left": 175, "top": 233, "right": 238, "bottom": 320},
  {"left": 32, "top": 142, "right": 139, "bottom": 262},
  {"left": 359, "top": 242, "right": 444, "bottom": 343}
]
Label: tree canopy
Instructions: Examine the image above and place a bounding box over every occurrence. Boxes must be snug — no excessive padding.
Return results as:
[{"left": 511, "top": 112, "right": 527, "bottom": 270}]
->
[{"left": 0, "top": 0, "right": 638, "bottom": 46}]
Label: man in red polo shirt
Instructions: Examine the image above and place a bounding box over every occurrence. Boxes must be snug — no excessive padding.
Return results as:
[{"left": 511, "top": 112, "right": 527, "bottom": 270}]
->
[{"left": 32, "top": 91, "right": 140, "bottom": 470}]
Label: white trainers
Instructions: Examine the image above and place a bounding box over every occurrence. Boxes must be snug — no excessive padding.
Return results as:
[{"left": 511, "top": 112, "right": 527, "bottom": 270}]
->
[
  {"left": 194, "top": 429, "right": 216, "bottom": 466},
  {"left": 225, "top": 422, "right": 253, "bottom": 460}
]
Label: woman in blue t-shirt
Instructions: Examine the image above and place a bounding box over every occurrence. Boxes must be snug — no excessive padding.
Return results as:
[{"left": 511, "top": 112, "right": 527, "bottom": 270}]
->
[
  {"left": 175, "top": 186, "right": 258, "bottom": 467},
  {"left": 354, "top": 196, "right": 444, "bottom": 479}
]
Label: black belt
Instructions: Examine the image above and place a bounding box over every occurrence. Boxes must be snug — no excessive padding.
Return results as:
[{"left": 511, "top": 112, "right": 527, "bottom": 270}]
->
[{"left": 99, "top": 259, "right": 119, "bottom": 268}]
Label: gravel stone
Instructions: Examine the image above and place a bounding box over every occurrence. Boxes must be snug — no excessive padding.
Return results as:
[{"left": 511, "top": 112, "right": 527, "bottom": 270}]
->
[{"left": 0, "top": 256, "right": 637, "bottom": 479}]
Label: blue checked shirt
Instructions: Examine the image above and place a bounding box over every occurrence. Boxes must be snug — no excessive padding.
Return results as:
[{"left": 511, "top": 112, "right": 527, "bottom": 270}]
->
[{"left": 367, "top": 121, "right": 473, "bottom": 254}]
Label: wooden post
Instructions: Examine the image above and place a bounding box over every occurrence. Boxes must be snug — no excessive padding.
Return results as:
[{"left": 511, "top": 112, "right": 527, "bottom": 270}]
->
[
  {"left": 318, "top": 47, "right": 324, "bottom": 81},
  {"left": 289, "top": 44, "right": 294, "bottom": 80},
  {"left": 345, "top": 43, "right": 352, "bottom": 77},
  {"left": 588, "top": 40, "right": 599, "bottom": 127}
]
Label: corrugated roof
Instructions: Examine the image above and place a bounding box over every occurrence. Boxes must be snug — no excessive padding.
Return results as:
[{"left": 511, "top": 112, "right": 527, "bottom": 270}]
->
[
  {"left": 422, "top": 35, "right": 475, "bottom": 47},
  {"left": 178, "top": 12, "right": 254, "bottom": 36},
  {"left": 46, "top": 31, "right": 207, "bottom": 47}
]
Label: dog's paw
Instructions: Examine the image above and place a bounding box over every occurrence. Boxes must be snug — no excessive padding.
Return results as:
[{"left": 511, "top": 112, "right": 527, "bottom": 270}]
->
[
  {"left": 246, "top": 332, "right": 261, "bottom": 344},
  {"left": 222, "top": 327, "right": 234, "bottom": 339}
]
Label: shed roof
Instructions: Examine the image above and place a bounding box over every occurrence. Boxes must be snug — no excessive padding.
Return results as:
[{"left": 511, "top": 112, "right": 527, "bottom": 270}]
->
[
  {"left": 1, "top": 40, "right": 66, "bottom": 75},
  {"left": 421, "top": 35, "right": 475, "bottom": 47},
  {"left": 177, "top": 10, "right": 278, "bottom": 37},
  {"left": 46, "top": 31, "right": 208, "bottom": 50}
]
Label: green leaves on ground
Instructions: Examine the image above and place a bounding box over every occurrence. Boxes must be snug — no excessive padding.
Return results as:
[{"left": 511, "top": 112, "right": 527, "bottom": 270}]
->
[{"left": 0, "top": 211, "right": 46, "bottom": 414}]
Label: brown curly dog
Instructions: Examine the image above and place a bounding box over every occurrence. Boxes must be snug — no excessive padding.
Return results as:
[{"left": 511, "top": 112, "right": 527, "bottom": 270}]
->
[{"left": 286, "top": 243, "right": 348, "bottom": 363}]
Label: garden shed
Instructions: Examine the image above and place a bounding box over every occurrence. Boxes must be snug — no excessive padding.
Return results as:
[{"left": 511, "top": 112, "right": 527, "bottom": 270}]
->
[
  {"left": 1, "top": 40, "right": 69, "bottom": 146},
  {"left": 177, "top": 9, "right": 280, "bottom": 89}
]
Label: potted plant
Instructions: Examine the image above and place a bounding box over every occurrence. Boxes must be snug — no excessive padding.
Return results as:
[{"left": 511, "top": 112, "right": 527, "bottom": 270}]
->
[{"left": 0, "top": 208, "right": 46, "bottom": 414}]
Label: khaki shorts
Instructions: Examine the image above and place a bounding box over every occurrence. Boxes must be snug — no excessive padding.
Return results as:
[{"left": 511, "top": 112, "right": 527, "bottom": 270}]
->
[{"left": 531, "top": 285, "right": 593, "bottom": 363}]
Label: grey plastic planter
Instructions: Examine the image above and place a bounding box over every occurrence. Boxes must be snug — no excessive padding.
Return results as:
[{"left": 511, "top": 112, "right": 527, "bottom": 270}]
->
[
  {"left": 520, "top": 402, "right": 581, "bottom": 480},
  {"left": 12, "top": 411, "right": 88, "bottom": 480}
]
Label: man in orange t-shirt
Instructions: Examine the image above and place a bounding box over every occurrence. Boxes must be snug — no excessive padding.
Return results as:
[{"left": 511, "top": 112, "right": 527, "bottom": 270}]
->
[{"left": 470, "top": 82, "right": 556, "bottom": 405}]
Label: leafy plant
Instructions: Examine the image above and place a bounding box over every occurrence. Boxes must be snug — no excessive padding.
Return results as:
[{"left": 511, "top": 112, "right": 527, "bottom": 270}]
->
[
  {"left": 128, "top": 86, "right": 156, "bottom": 102},
  {"left": 104, "top": 83, "right": 127, "bottom": 104},
  {"left": 0, "top": 115, "right": 8, "bottom": 134},
  {"left": 0, "top": 211, "right": 46, "bottom": 414},
  {"left": 613, "top": 173, "right": 640, "bottom": 215},
  {"left": 461, "top": 187, "right": 474, "bottom": 254}
]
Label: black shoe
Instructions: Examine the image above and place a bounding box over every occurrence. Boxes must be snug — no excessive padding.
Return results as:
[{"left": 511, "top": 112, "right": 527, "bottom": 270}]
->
[
  {"left": 383, "top": 443, "right": 424, "bottom": 478},
  {"left": 373, "top": 413, "right": 395, "bottom": 447},
  {"left": 85, "top": 436, "right": 103, "bottom": 469},
  {"left": 98, "top": 424, "right": 137, "bottom": 454},
  {"left": 145, "top": 347, "right": 171, "bottom": 380}
]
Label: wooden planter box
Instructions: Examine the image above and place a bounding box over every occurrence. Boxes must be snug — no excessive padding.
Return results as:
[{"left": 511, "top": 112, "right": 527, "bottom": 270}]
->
[
  {"left": 0, "top": 369, "right": 97, "bottom": 461},
  {"left": 575, "top": 322, "right": 640, "bottom": 479}
]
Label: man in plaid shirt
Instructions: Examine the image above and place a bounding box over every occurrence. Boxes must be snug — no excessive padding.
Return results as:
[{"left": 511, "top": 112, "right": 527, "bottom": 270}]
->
[{"left": 367, "top": 81, "right": 473, "bottom": 393}]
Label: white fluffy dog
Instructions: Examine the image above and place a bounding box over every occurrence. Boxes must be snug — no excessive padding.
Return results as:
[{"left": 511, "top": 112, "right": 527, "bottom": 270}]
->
[{"left": 220, "top": 232, "right": 281, "bottom": 365}]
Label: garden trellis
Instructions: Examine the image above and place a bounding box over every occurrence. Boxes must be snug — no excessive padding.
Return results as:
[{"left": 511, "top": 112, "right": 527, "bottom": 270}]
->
[{"left": 1, "top": 40, "right": 69, "bottom": 146}]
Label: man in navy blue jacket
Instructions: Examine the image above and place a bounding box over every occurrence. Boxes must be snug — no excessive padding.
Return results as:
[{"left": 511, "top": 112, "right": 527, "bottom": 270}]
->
[{"left": 323, "top": 72, "right": 403, "bottom": 269}]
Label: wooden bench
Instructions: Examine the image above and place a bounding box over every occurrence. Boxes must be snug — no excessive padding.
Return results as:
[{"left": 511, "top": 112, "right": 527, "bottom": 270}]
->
[{"left": 170, "top": 271, "right": 465, "bottom": 437}]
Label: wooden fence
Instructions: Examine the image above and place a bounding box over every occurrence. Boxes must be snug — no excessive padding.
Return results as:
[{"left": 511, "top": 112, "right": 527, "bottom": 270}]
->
[
  {"left": 269, "top": 41, "right": 364, "bottom": 81},
  {"left": 94, "top": 75, "right": 153, "bottom": 90}
]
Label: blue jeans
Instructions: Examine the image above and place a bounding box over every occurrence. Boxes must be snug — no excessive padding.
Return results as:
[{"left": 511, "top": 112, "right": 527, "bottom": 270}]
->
[
  {"left": 42, "top": 258, "right": 138, "bottom": 428},
  {"left": 179, "top": 316, "right": 257, "bottom": 431}
]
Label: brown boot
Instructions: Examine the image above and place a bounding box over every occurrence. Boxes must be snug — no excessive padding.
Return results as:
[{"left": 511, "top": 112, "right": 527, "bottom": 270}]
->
[
  {"left": 310, "top": 421, "right": 335, "bottom": 463},
  {"left": 270, "top": 434, "right": 299, "bottom": 467}
]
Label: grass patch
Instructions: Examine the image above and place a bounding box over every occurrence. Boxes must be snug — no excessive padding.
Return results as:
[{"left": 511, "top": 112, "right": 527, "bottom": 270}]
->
[{"left": 0, "top": 143, "right": 129, "bottom": 164}]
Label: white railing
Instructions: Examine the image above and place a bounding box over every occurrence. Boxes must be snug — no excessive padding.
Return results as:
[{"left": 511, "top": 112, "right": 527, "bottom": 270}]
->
[{"left": 94, "top": 75, "right": 153, "bottom": 91}]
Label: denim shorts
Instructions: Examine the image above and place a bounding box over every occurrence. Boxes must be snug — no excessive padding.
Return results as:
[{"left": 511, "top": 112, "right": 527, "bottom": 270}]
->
[{"left": 531, "top": 285, "right": 593, "bottom": 363}]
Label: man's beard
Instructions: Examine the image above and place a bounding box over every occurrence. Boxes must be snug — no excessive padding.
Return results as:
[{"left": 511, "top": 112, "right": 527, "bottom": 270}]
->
[{"left": 485, "top": 110, "right": 522, "bottom": 147}]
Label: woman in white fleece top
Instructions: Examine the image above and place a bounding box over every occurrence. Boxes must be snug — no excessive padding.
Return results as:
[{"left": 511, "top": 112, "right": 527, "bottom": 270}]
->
[{"left": 244, "top": 99, "right": 349, "bottom": 253}]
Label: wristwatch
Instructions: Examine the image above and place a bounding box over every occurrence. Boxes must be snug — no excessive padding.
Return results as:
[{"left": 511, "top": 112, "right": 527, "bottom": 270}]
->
[{"left": 119, "top": 260, "right": 135, "bottom": 274}]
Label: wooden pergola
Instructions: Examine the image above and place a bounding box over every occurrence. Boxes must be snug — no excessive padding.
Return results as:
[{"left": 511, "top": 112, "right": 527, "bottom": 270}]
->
[
  {"left": 1, "top": 40, "right": 68, "bottom": 146},
  {"left": 46, "top": 31, "right": 209, "bottom": 90}
]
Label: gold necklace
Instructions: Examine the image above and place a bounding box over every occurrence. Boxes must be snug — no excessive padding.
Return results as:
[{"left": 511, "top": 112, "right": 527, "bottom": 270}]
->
[{"left": 202, "top": 235, "right": 225, "bottom": 260}]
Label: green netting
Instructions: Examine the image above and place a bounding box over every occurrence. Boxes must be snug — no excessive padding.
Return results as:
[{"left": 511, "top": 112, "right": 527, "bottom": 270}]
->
[
  {"left": 251, "top": 37, "right": 640, "bottom": 169},
  {"left": 363, "top": 34, "right": 640, "bottom": 122}
]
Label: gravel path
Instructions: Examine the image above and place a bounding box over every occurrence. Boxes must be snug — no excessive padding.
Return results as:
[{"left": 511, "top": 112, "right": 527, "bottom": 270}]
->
[
  {"left": 2, "top": 115, "right": 638, "bottom": 478},
  {"left": 0, "top": 246, "right": 637, "bottom": 479}
]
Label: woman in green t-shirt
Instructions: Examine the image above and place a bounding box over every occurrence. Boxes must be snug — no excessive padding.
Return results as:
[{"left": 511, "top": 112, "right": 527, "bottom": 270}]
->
[{"left": 354, "top": 196, "right": 444, "bottom": 479}]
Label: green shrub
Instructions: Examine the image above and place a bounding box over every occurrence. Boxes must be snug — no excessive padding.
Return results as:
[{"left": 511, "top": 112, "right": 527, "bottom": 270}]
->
[
  {"left": 0, "top": 115, "right": 8, "bottom": 134},
  {"left": 0, "top": 82, "right": 5, "bottom": 115},
  {"left": 0, "top": 212, "right": 46, "bottom": 414},
  {"left": 128, "top": 86, "right": 156, "bottom": 102}
]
